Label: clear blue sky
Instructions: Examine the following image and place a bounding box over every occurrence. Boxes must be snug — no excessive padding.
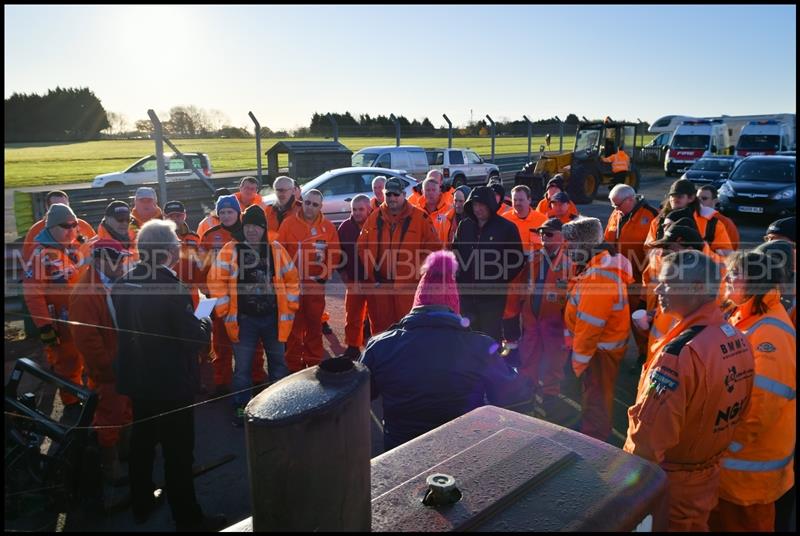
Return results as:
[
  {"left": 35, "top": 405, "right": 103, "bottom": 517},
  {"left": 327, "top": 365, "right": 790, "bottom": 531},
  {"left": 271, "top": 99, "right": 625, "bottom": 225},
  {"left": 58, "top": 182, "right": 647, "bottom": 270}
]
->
[{"left": 4, "top": 5, "right": 796, "bottom": 131}]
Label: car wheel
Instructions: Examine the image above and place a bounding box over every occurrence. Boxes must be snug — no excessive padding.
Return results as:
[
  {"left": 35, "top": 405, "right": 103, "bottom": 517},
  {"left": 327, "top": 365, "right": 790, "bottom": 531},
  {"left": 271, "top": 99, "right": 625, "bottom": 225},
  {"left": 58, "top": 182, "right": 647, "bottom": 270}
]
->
[
  {"left": 103, "top": 182, "right": 125, "bottom": 188},
  {"left": 487, "top": 172, "right": 500, "bottom": 184},
  {"left": 568, "top": 167, "right": 599, "bottom": 205},
  {"left": 452, "top": 175, "right": 466, "bottom": 188}
]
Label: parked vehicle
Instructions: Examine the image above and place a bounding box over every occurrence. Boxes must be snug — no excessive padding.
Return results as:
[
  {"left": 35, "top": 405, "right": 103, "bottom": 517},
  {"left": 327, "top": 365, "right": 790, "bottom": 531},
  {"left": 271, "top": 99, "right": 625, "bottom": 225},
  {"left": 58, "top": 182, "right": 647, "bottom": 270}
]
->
[
  {"left": 664, "top": 120, "right": 731, "bottom": 176},
  {"left": 718, "top": 155, "right": 796, "bottom": 217},
  {"left": 680, "top": 155, "right": 741, "bottom": 188},
  {"left": 351, "top": 146, "right": 429, "bottom": 180},
  {"left": 735, "top": 120, "right": 795, "bottom": 157},
  {"left": 645, "top": 132, "right": 672, "bottom": 148},
  {"left": 425, "top": 148, "right": 500, "bottom": 187},
  {"left": 260, "top": 167, "right": 418, "bottom": 224},
  {"left": 650, "top": 113, "right": 796, "bottom": 149},
  {"left": 91, "top": 152, "right": 212, "bottom": 188}
]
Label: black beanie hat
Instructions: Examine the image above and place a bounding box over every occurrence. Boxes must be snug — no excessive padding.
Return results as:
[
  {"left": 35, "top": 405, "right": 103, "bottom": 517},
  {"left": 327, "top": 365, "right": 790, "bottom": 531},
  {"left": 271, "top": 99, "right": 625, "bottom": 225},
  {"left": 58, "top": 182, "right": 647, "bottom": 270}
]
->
[{"left": 242, "top": 204, "right": 267, "bottom": 229}]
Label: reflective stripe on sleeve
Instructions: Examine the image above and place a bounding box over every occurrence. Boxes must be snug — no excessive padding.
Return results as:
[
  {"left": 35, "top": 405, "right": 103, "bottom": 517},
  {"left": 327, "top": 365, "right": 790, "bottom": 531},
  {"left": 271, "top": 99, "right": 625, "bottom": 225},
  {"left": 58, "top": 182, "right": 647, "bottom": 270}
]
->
[
  {"left": 224, "top": 315, "right": 237, "bottom": 323},
  {"left": 215, "top": 296, "right": 230, "bottom": 306},
  {"left": 597, "top": 339, "right": 627, "bottom": 350},
  {"left": 214, "top": 260, "right": 234, "bottom": 273},
  {"left": 754, "top": 374, "right": 796, "bottom": 401},
  {"left": 728, "top": 441, "right": 744, "bottom": 454},
  {"left": 744, "top": 317, "right": 796, "bottom": 338},
  {"left": 279, "top": 261, "right": 296, "bottom": 277},
  {"left": 721, "top": 453, "right": 794, "bottom": 472},
  {"left": 572, "top": 352, "right": 592, "bottom": 364},
  {"left": 280, "top": 314, "right": 295, "bottom": 322},
  {"left": 577, "top": 311, "right": 607, "bottom": 328},
  {"left": 286, "top": 293, "right": 300, "bottom": 303}
]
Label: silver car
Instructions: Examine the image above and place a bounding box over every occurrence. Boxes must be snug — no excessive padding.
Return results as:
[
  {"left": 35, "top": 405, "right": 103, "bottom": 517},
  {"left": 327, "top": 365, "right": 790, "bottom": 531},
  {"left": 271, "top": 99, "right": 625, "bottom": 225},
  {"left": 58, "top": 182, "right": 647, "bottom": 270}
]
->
[{"left": 260, "top": 167, "right": 419, "bottom": 224}]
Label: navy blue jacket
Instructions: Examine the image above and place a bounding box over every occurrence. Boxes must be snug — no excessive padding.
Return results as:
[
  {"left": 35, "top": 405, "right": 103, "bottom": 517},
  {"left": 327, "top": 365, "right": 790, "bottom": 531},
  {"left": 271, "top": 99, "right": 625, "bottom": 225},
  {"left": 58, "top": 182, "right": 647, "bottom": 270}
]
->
[{"left": 361, "top": 305, "right": 533, "bottom": 450}]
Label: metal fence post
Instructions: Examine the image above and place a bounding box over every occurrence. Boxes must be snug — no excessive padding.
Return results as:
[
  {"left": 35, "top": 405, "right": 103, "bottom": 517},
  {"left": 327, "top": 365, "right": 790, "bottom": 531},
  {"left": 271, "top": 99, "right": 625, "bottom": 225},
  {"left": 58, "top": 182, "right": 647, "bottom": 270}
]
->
[
  {"left": 389, "top": 114, "right": 400, "bottom": 147},
  {"left": 327, "top": 113, "right": 339, "bottom": 143},
  {"left": 523, "top": 115, "right": 532, "bottom": 161},
  {"left": 442, "top": 114, "right": 452, "bottom": 148},
  {"left": 249, "top": 111, "right": 262, "bottom": 185},
  {"left": 555, "top": 116, "right": 564, "bottom": 153},
  {"left": 147, "top": 109, "right": 167, "bottom": 208},
  {"left": 485, "top": 114, "right": 496, "bottom": 162}
]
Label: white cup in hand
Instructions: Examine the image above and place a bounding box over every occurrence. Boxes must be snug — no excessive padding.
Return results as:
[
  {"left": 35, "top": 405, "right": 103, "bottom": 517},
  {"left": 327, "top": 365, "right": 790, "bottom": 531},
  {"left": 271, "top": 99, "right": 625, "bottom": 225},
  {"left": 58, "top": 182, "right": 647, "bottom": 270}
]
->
[{"left": 632, "top": 309, "right": 651, "bottom": 331}]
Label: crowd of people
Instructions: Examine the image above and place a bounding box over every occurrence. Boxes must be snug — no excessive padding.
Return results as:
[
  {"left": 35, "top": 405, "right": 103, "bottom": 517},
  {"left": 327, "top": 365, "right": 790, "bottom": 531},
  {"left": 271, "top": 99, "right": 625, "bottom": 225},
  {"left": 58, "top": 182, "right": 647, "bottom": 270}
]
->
[{"left": 19, "top": 168, "right": 795, "bottom": 531}]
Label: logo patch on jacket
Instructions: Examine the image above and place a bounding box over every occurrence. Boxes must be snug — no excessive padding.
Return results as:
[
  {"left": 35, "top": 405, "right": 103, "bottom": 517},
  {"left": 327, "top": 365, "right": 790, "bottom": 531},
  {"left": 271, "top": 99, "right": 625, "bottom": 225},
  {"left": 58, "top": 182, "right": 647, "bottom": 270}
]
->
[
  {"left": 720, "top": 324, "right": 736, "bottom": 337},
  {"left": 649, "top": 369, "right": 678, "bottom": 395},
  {"left": 756, "top": 342, "right": 776, "bottom": 353}
]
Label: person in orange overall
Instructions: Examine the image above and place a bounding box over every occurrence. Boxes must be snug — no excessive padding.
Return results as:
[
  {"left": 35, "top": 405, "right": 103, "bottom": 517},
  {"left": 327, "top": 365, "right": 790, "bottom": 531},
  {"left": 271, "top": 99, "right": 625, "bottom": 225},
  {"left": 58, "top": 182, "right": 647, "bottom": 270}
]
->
[
  {"left": 535, "top": 175, "right": 579, "bottom": 219},
  {"left": 164, "top": 200, "right": 203, "bottom": 307},
  {"left": 263, "top": 176, "right": 302, "bottom": 232},
  {"left": 549, "top": 191, "right": 580, "bottom": 225},
  {"left": 277, "top": 189, "right": 341, "bottom": 371},
  {"left": 197, "top": 188, "right": 231, "bottom": 239},
  {"left": 336, "top": 194, "right": 373, "bottom": 359},
  {"left": 416, "top": 169, "right": 454, "bottom": 208},
  {"left": 23, "top": 190, "right": 96, "bottom": 268},
  {"left": 503, "top": 184, "right": 548, "bottom": 254},
  {"left": 23, "top": 204, "right": 86, "bottom": 406},
  {"left": 417, "top": 177, "right": 453, "bottom": 244},
  {"left": 697, "top": 185, "right": 739, "bottom": 250},
  {"left": 358, "top": 177, "right": 441, "bottom": 334},
  {"left": 370, "top": 175, "right": 386, "bottom": 211},
  {"left": 600, "top": 144, "right": 630, "bottom": 177},
  {"left": 69, "top": 239, "right": 132, "bottom": 482},
  {"left": 129, "top": 187, "right": 163, "bottom": 235},
  {"left": 562, "top": 216, "right": 632, "bottom": 441},
  {"left": 624, "top": 250, "right": 755, "bottom": 532},
  {"left": 707, "top": 250, "right": 796, "bottom": 532},
  {"left": 503, "top": 217, "right": 572, "bottom": 421},
  {"left": 234, "top": 176, "right": 263, "bottom": 210},
  {"left": 96, "top": 200, "right": 139, "bottom": 267},
  {"left": 646, "top": 179, "right": 733, "bottom": 256},
  {"left": 198, "top": 195, "right": 265, "bottom": 394},
  {"left": 755, "top": 239, "right": 796, "bottom": 327}
]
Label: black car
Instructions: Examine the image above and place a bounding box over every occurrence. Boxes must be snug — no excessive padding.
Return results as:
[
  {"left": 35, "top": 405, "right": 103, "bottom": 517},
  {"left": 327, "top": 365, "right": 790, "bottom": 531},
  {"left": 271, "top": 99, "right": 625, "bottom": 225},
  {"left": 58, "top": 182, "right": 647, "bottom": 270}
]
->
[
  {"left": 718, "top": 155, "right": 796, "bottom": 218},
  {"left": 680, "top": 155, "right": 741, "bottom": 188}
]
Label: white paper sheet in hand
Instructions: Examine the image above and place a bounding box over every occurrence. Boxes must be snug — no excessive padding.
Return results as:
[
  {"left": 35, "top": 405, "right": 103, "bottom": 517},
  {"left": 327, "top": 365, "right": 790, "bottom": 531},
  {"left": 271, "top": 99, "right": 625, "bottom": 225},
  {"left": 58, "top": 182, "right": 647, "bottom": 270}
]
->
[{"left": 194, "top": 298, "right": 218, "bottom": 319}]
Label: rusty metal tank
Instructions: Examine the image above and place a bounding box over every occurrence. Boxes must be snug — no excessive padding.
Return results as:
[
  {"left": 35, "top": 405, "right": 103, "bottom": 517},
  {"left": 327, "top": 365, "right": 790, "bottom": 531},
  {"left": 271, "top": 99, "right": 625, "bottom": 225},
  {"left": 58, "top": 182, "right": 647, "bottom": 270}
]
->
[
  {"left": 239, "top": 358, "right": 371, "bottom": 532},
  {"left": 370, "top": 405, "right": 668, "bottom": 531}
]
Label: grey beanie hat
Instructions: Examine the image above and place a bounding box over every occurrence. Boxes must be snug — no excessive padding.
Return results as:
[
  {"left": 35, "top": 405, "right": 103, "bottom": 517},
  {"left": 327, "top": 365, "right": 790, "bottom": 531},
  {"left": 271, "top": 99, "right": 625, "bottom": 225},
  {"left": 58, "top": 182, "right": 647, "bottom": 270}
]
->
[
  {"left": 45, "top": 203, "right": 77, "bottom": 229},
  {"left": 561, "top": 216, "right": 604, "bottom": 245}
]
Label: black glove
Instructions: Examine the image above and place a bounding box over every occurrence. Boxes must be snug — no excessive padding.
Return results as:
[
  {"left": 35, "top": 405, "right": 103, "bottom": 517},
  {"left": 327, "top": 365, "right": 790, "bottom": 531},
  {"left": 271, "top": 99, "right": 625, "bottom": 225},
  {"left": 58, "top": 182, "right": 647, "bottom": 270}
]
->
[{"left": 39, "top": 324, "right": 60, "bottom": 347}]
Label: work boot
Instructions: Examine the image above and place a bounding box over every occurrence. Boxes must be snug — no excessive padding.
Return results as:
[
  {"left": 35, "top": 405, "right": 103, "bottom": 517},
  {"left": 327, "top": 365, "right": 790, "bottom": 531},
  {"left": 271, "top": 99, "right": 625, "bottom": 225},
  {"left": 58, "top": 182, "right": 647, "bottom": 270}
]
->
[
  {"left": 342, "top": 346, "right": 361, "bottom": 361},
  {"left": 321, "top": 321, "right": 333, "bottom": 335}
]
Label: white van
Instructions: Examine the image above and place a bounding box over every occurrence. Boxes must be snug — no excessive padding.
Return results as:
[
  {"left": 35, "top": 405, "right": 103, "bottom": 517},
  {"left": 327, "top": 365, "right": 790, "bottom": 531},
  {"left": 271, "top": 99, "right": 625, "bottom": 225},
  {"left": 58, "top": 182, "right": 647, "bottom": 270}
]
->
[
  {"left": 351, "top": 146, "right": 430, "bottom": 180},
  {"left": 664, "top": 120, "right": 730, "bottom": 176},
  {"left": 735, "top": 120, "right": 794, "bottom": 157}
]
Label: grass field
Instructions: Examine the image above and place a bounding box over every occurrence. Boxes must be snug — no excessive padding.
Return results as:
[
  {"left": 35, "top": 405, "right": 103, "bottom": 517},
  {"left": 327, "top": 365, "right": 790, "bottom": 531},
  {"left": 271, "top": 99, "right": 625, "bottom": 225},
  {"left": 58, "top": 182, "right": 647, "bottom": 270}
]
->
[{"left": 4, "top": 134, "right": 655, "bottom": 188}]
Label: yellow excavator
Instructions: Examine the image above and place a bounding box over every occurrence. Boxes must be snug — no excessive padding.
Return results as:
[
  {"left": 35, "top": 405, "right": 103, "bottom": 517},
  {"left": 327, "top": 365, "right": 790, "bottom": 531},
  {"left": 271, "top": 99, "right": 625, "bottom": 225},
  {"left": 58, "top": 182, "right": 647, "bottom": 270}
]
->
[{"left": 516, "top": 118, "right": 641, "bottom": 204}]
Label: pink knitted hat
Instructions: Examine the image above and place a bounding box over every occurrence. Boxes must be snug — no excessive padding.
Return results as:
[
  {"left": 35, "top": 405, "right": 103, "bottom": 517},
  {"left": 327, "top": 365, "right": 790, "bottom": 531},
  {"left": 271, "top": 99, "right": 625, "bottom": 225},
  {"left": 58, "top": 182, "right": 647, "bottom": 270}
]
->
[{"left": 412, "top": 250, "right": 460, "bottom": 314}]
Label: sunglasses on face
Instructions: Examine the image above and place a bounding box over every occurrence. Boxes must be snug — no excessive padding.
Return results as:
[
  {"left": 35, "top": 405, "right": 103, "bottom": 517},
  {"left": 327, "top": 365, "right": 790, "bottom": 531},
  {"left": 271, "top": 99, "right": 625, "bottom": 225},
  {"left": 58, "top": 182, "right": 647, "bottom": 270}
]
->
[
  {"left": 304, "top": 200, "right": 321, "bottom": 208},
  {"left": 385, "top": 192, "right": 402, "bottom": 197},
  {"left": 58, "top": 222, "right": 79, "bottom": 230},
  {"left": 538, "top": 230, "right": 556, "bottom": 237}
]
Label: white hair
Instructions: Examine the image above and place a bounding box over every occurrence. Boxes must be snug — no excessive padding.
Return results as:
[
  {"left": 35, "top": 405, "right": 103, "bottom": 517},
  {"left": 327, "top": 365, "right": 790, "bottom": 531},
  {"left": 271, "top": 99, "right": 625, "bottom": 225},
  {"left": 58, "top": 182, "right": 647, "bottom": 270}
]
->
[
  {"left": 372, "top": 176, "right": 387, "bottom": 188},
  {"left": 426, "top": 169, "right": 443, "bottom": 181},
  {"left": 562, "top": 217, "right": 603, "bottom": 245},
  {"left": 422, "top": 177, "right": 440, "bottom": 188},
  {"left": 273, "top": 176, "right": 295, "bottom": 189},
  {"left": 136, "top": 219, "right": 179, "bottom": 265},
  {"left": 608, "top": 184, "right": 635, "bottom": 201}
]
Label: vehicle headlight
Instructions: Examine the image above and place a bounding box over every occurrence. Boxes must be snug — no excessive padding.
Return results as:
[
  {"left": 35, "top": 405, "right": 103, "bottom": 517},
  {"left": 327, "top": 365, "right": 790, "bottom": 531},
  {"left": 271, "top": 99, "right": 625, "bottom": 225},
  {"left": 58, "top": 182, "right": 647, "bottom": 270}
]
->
[
  {"left": 772, "top": 186, "right": 795, "bottom": 200},
  {"left": 718, "top": 182, "right": 734, "bottom": 197}
]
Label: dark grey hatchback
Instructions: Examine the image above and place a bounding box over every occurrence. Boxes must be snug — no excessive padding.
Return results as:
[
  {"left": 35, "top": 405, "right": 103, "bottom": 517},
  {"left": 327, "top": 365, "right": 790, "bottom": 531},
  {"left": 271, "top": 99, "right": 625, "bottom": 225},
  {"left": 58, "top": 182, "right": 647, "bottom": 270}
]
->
[
  {"left": 718, "top": 155, "right": 796, "bottom": 217},
  {"left": 681, "top": 156, "right": 741, "bottom": 188}
]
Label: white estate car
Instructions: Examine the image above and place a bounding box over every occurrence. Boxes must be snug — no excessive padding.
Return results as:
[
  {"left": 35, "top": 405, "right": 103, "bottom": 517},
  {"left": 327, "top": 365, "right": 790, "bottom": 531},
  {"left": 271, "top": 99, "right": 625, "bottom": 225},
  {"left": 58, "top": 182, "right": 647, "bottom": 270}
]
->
[
  {"left": 91, "top": 152, "right": 213, "bottom": 188},
  {"left": 425, "top": 148, "right": 500, "bottom": 187},
  {"left": 260, "top": 167, "right": 419, "bottom": 224}
]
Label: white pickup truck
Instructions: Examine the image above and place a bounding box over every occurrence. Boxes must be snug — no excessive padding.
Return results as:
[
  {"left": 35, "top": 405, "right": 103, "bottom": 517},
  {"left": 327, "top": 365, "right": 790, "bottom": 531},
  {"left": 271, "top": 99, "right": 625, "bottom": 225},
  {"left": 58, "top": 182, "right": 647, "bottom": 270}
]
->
[{"left": 425, "top": 148, "right": 500, "bottom": 187}]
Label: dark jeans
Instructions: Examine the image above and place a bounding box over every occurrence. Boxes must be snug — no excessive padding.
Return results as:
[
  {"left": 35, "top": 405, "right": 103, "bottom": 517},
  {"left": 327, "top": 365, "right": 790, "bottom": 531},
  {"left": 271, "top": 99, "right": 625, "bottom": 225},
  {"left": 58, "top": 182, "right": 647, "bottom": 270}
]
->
[
  {"left": 460, "top": 294, "right": 505, "bottom": 343},
  {"left": 129, "top": 398, "right": 201, "bottom": 525},
  {"left": 232, "top": 312, "right": 288, "bottom": 407}
]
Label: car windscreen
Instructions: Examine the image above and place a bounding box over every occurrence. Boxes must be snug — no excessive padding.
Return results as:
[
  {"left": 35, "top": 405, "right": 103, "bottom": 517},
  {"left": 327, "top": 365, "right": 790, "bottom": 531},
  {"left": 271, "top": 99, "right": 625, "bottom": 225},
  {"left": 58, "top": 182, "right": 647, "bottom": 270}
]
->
[
  {"left": 690, "top": 158, "right": 735, "bottom": 172},
  {"left": 671, "top": 135, "right": 709, "bottom": 150},
  {"left": 352, "top": 152, "right": 379, "bottom": 167},
  {"left": 731, "top": 159, "right": 796, "bottom": 183},
  {"left": 737, "top": 135, "right": 780, "bottom": 152},
  {"left": 574, "top": 129, "right": 601, "bottom": 152}
]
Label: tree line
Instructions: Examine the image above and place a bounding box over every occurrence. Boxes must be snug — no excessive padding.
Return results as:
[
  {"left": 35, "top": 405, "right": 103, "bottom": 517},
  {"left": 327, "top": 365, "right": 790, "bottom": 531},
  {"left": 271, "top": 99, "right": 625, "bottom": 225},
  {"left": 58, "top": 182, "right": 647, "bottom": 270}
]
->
[{"left": 5, "top": 87, "right": 110, "bottom": 142}]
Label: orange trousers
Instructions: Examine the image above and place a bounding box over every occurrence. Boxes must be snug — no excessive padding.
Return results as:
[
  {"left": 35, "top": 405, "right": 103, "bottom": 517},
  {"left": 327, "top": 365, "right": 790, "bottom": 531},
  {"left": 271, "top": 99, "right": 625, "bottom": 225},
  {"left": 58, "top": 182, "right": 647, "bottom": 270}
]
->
[
  {"left": 665, "top": 465, "right": 721, "bottom": 531},
  {"left": 579, "top": 348, "right": 624, "bottom": 441},
  {"left": 89, "top": 381, "right": 132, "bottom": 448},
  {"left": 344, "top": 284, "right": 369, "bottom": 348},
  {"left": 286, "top": 292, "right": 326, "bottom": 372},
  {"left": 211, "top": 316, "right": 266, "bottom": 386},
  {"left": 46, "top": 339, "right": 84, "bottom": 406},
  {"left": 365, "top": 286, "right": 415, "bottom": 335},
  {"left": 709, "top": 497, "right": 775, "bottom": 532}
]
